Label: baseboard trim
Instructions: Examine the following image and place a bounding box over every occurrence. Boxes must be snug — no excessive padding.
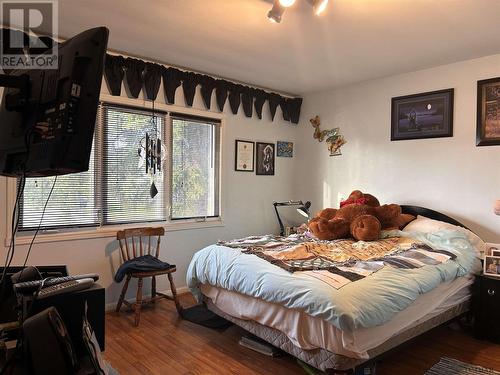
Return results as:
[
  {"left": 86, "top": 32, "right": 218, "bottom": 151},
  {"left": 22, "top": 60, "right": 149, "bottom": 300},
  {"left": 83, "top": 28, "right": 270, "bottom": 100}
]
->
[{"left": 105, "top": 286, "right": 190, "bottom": 312}]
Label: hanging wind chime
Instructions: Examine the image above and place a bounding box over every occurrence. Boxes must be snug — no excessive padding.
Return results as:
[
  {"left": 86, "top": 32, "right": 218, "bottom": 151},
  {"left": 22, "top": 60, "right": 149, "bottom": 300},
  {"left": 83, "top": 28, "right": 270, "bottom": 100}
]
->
[{"left": 138, "top": 102, "right": 165, "bottom": 198}]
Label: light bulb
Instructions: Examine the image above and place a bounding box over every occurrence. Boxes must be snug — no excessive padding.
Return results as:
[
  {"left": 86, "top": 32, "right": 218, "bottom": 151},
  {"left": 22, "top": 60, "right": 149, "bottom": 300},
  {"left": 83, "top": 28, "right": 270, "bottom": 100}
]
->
[
  {"left": 313, "top": 0, "right": 328, "bottom": 15},
  {"left": 279, "top": 0, "right": 296, "bottom": 7}
]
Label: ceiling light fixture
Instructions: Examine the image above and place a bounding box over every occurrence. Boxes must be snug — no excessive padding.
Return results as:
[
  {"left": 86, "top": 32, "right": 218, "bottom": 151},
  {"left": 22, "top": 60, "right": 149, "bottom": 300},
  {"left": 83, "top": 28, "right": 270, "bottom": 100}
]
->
[
  {"left": 267, "top": 0, "right": 330, "bottom": 23},
  {"left": 267, "top": 1, "right": 285, "bottom": 23}
]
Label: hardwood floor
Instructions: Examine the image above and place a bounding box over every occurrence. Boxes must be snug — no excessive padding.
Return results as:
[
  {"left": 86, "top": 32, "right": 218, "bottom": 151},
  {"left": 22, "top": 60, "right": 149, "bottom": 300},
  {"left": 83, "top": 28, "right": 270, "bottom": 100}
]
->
[{"left": 104, "top": 294, "right": 500, "bottom": 374}]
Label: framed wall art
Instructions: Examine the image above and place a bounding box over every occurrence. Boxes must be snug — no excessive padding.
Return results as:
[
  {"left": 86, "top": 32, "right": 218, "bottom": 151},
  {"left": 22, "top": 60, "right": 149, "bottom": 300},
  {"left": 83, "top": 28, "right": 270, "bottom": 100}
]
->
[
  {"left": 477, "top": 77, "right": 500, "bottom": 146},
  {"left": 256, "top": 142, "right": 275, "bottom": 176},
  {"left": 277, "top": 141, "right": 293, "bottom": 157},
  {"left": 391, "top": 89, "right": 454, "bottom": 141},
  {"left": 484, "top": 255, "right": 500, "bottom": 278},
  {"left": 234, "top": 140, "right": 254, "bottom": 172}
]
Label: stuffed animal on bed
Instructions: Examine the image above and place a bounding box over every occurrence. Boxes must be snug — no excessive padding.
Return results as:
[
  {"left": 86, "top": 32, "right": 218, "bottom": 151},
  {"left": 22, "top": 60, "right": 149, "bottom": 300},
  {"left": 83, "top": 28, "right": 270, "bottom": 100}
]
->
[{"left": 308, "top": 190, "right": 415, "bottom": 241}]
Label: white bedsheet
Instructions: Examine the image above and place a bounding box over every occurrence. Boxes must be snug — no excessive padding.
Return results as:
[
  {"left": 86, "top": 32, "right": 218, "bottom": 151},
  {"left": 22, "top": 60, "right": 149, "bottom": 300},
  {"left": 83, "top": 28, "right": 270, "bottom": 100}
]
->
[{"left": 201, "top": 274, "right": 473, "bottom": 359}]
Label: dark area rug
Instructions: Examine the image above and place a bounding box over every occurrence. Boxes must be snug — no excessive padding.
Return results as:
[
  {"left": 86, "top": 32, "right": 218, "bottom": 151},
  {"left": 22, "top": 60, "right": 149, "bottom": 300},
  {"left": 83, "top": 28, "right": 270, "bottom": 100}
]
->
[
  {"left": 180, "top": 304, "right": 232, "bottom": 329},
  {"left": 425, "top": 357, "right": 500, "bottom": 375}
]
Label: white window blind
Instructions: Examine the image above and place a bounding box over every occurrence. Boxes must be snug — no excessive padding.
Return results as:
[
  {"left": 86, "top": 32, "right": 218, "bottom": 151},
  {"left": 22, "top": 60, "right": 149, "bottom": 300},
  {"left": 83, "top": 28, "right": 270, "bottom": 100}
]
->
[
  {"left": 19, "top": 145, "right": 99, "bottom": 230},
  {"left": 170, "top": 114, "right": 220, "bottom": 220},
  {"left": 101, "top": 104, "right": 166, "bottom": 225},
  {"left": 18, "top": 104, "right": 221, "bottom": 231}
]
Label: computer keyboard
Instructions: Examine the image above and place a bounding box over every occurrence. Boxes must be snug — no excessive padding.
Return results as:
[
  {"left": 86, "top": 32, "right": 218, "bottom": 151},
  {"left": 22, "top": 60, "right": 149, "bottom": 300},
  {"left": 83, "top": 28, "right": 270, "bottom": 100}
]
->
[
  {"left": 36, "top": 278, "right": 95, "bottom": 299},
  {"left": 13, "top": 274, "right": 99, "bottom": 294}
]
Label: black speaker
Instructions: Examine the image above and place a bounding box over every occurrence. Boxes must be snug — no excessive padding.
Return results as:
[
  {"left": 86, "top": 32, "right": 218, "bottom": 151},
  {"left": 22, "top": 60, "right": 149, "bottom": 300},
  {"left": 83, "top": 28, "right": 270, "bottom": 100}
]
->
[{"left": 23, "top": 307, "right": 79, "bottom": 375}]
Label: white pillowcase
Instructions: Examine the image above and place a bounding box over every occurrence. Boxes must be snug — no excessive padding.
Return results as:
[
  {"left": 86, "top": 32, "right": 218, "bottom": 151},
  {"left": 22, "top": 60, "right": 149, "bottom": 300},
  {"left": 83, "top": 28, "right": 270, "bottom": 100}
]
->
[{"left": 403, "top": 215, "right": 486, "bottom": 258}]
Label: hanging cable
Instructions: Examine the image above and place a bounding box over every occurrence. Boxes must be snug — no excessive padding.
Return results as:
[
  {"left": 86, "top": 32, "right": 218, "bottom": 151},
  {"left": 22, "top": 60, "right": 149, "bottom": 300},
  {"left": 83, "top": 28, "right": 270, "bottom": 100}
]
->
[{"left": 23, "top": 176, "right": 58, "bottom": 267}]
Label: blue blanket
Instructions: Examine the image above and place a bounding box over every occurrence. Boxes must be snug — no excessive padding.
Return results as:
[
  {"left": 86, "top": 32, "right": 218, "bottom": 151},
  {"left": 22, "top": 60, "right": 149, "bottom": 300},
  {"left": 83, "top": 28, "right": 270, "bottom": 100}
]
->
[
  {"left": 187, "top": 230, "right": 481, "bottom": 331},
  {"left": 114, "top": 255, "right": 174, "bottom": 282}
]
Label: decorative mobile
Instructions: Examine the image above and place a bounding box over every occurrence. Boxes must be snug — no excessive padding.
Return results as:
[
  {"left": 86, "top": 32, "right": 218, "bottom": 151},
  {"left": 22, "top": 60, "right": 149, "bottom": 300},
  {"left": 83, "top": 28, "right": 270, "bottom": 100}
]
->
[
  {"left": 138, "top": 106, "right": 166, "bottom": 198},
  {"left": 309, "top": 115, "right": 346, "bottom": 156}
]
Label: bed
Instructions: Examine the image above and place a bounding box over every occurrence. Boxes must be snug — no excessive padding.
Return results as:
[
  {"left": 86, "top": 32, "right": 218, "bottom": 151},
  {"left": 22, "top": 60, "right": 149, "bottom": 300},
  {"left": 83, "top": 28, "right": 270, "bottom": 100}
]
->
[{"left": 187, "top": 206, "right": 485, "bottom": 374}]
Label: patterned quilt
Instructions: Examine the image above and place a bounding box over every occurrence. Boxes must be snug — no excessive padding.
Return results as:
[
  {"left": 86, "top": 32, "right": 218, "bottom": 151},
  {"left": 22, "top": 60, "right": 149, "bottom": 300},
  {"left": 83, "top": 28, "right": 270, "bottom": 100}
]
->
[{"left": 218, "top": 233, "right": 456, "bottom": 288}]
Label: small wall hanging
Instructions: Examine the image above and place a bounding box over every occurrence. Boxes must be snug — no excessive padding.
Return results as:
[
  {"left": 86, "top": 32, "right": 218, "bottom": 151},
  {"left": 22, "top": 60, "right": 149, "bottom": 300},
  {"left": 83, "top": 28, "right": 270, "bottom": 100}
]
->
[
  {"left": 309, "top": 115, "right": 346, "bottom": 156},
  {"left": 277, "top": 141, "right": 293, "bottom": 157},
  {"left": 235, "top": 139, "right": 255, "bottom": 172},
  {"left": 256, "top": 142, "right": 275, "bottom": 175}
]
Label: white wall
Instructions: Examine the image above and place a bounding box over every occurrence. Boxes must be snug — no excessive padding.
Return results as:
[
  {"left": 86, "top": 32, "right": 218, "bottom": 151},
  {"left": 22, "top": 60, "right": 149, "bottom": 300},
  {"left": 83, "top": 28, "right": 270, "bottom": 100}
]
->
[
  {"left": 297, "top": 54, "right": 500, "bottom": 242},
  {"left": 0, "top": 76, "right": 303, "bottom": 304}
]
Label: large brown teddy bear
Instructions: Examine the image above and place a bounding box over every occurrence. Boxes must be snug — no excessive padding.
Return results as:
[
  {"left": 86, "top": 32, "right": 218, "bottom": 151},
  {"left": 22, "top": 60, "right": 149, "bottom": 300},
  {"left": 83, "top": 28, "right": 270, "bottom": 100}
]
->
[{"left": 308, "top": 190, "right": 415, "bottom": 241}]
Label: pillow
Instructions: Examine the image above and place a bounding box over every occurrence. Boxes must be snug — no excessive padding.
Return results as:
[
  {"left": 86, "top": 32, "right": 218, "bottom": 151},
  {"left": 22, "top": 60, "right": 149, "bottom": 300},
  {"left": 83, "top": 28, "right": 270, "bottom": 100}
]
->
[{"left": 403, "top": 215, "right": 486, "bottom": 258}]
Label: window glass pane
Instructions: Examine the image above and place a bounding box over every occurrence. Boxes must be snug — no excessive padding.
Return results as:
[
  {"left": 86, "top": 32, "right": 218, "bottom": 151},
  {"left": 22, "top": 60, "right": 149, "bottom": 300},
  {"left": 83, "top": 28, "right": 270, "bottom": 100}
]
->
[
  {"left": 103, "top": 106, "right": 166, "bottom": 224},
  {"left": 20, "top": 145, "right": 98, "bottom": 230},
  {"left": 171, "top": 117, "right": 220, "bottom": 219}
]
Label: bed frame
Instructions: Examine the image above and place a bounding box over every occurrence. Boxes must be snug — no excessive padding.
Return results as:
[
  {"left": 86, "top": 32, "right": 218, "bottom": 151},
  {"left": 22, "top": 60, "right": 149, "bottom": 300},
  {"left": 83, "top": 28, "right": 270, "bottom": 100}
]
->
[{"left": 206, "top": 206, "right": 475, "bottom": 375}]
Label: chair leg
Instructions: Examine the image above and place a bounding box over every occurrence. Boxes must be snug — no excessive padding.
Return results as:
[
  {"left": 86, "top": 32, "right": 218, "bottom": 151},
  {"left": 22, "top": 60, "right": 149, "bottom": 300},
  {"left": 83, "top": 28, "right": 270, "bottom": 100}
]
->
[
  {"left": 116, "top": 274, "right": 131, "bottom": 313},
  {"left": 134, "top": 277, "right": 143, "bottom": 327},
  {"left": 167, "top": 272, "right": 182, "bottom": 315},
  {"left": 151, "top": 276, "right": 156, "bottom": 303}
]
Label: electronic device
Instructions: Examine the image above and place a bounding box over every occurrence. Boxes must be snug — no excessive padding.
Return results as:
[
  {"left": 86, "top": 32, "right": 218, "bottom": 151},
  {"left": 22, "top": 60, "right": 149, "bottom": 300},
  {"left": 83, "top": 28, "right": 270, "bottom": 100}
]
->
[
  {"left": 36, "top": 278, "right": 95, "bottom": 299},
  {"left": 0, "top": 26, "right": 109, "bottom": 177},
  {"left": 0, "top": 265, "right": 68, "bottom": 323},
  {"left": 14, "top": 273, "right": 99, "bottom": 294},
  {"left": 22, "top": 307, "right": 79, "bottom": 375}
]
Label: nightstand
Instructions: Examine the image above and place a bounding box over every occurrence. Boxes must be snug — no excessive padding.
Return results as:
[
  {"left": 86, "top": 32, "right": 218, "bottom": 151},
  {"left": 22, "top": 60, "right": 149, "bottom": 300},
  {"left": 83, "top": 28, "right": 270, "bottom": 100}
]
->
[{"left": 474, "top": 273, "right": 500, "bottom": 343}]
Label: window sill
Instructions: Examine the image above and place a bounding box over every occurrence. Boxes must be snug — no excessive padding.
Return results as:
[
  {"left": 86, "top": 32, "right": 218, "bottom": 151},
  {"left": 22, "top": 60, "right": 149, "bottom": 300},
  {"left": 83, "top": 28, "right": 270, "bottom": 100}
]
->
[{"left": 4, "top": 218, "right": 225, "bottom": 246}]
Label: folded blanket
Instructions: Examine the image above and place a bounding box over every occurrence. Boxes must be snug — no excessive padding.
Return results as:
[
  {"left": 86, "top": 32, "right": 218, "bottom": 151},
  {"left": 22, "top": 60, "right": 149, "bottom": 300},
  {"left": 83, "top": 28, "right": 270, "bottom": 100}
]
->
[{"left": 114, "top": 255, "right": 174, "bottom": 282}]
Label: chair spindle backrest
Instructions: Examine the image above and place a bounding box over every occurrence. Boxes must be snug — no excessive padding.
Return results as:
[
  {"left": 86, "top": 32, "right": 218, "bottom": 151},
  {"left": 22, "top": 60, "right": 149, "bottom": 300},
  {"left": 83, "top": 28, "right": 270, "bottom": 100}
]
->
[{"left": 116, "top": 227, "right": 165, "bottom": 262}]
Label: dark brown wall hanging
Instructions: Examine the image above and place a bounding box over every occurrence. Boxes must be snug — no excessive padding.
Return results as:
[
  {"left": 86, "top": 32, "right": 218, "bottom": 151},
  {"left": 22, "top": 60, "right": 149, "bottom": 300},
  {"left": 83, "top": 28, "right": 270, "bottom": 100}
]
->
[
  {"left": 102, "top": 53, "right": 303, "bottom": 124},
  {"left": 1, "top": 28, "right": 303, "bottom": 124}
]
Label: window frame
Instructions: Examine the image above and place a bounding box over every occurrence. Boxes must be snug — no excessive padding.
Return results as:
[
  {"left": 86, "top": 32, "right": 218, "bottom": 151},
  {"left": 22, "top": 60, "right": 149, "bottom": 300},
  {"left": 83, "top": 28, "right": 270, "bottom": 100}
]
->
[
  {"left": 169, "top": 113, "right": 222, "bottom": 221},
  {"left": 4, "top": 93, "right": 225, "bottom": 246}
]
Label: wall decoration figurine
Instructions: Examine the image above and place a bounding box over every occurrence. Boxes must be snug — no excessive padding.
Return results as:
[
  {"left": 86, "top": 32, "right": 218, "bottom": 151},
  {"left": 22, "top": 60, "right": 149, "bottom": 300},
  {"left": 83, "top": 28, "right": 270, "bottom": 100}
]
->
[
  {"left": 309, "top": 115, "right": 346, "bottom": 156},
  {"left": 477, "top": 77, "right": 500, "bottom": 146},
  {"left": 391, "top": 89, "right": 454, "bottom": 141},
  {"left": 256, "top": 142, "right": 275, "bottom": 175},
  {"left": 277, "top": 141, "right": 293, "bottom": 157},
  {"left": 235, "top": 140, "right": 255, "bottom": 172}
]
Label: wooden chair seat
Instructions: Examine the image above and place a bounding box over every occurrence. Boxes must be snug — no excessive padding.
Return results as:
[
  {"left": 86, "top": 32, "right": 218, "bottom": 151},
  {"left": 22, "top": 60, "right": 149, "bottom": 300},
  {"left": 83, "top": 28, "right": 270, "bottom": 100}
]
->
[
  {"left": 129, "top": 266, "right": 176, "bottom": 278},
  {"left": 115, "top": 227, "right": 182, "bottom": 326}
]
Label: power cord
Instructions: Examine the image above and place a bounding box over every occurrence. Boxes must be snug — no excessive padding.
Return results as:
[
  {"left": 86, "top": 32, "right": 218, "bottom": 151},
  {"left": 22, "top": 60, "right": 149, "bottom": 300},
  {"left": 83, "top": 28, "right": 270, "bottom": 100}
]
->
[{"left": 23, "top": 176, "right": 58, "bottom": 267}]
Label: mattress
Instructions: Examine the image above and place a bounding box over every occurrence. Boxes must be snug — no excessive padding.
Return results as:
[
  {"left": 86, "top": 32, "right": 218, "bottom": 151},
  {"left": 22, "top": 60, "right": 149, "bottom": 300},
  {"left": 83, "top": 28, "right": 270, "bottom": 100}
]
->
[{"left": 201, "top": 274, "right": 473, "bottom": 359}]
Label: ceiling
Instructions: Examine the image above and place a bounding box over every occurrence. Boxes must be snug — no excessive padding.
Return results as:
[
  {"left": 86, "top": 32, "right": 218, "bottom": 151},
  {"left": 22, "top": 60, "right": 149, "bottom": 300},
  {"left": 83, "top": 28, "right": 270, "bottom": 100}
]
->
[{"left": 54, "top": 0, "right": 500, "bottom": 95}]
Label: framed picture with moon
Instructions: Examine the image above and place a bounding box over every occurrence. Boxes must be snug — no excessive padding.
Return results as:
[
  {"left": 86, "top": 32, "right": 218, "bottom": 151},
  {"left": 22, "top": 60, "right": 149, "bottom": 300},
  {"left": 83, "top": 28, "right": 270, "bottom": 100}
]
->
[{"left": 391, "top": 89, "right": 454, "bottom": 141}]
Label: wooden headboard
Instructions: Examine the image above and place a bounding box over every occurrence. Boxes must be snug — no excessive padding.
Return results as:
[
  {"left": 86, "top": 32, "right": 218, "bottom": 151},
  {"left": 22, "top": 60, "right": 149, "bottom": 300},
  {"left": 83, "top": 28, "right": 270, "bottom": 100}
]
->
[{"left": 401, "top": 205, "right": 471, "bottom": 231}]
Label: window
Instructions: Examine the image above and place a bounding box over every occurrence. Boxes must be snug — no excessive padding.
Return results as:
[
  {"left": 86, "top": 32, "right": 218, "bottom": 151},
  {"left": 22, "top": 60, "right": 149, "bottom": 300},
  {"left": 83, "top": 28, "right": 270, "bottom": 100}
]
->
[
  {"left": 102, "top": 106, "right": 166, "bottom": 225},
  {"left": 170, "top": 114, "right": 220, "bottom": 220},
  {"left": 18, "top": 103, "right": 221, "bottom": 232}
]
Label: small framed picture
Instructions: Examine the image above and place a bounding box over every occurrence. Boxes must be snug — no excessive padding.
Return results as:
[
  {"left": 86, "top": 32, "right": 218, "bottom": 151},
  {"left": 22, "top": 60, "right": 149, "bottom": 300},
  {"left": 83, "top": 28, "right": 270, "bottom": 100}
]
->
[
  {"left": 486, "top": 242, "right": 500, "bottom": 257},
  {"left": 484, "top": 255, "right": 500, "bottom": 277},
  {"left": 235, "top": 140, "right": 254, "bottom": 172},
  {"left": 256, "top": 142, "right": 275, "bottom": 176},
  {"left": 277, "top": 141, "right": 293, "bottom": 157},
  {"left": 477, "top": 77, "right": 500, "bottom": 146},
  {"left": 391, "top": 89, "right": 454, "bottom": 141}
]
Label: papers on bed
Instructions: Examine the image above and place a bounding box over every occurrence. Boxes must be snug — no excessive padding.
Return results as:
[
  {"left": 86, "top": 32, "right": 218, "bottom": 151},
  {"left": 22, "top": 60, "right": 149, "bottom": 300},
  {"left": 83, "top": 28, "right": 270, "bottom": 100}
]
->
[{"left": 218, "top": 232, "right": 457, "bottom": 289}]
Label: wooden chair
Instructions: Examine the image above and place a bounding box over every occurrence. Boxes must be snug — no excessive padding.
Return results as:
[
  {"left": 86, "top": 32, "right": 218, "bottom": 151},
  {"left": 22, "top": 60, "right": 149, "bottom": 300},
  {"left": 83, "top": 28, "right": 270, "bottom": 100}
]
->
[{"left": 115, "top": 227, "right": 182, "bottom": 326}]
